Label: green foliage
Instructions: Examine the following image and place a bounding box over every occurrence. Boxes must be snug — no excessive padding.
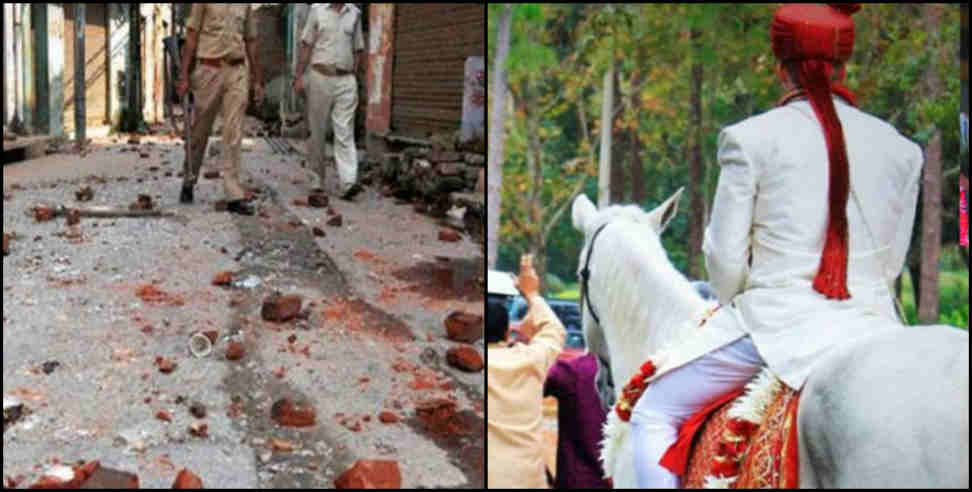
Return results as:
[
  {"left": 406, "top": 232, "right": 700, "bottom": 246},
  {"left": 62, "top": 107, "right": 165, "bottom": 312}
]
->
[
  {"left": 899, "top": 269, "right": 969, "bottom": 327},
  {"left": 493, "top": 4, "right": 963, "bottom": 291},
  {"left": 545, "top": 272, "right": 566, "bottom": 294}
]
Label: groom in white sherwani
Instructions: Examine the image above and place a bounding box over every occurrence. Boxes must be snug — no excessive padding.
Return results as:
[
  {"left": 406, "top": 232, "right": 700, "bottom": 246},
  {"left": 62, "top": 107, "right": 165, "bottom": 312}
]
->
[{"left": 629, "top": 4, "right": 925, "bottom": 488}]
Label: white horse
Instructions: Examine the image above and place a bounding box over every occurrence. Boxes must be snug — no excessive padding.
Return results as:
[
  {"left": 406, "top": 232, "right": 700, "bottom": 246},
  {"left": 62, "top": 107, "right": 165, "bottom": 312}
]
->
[{"left": 571, "top": 189, "right": 970, "bottom": 488}]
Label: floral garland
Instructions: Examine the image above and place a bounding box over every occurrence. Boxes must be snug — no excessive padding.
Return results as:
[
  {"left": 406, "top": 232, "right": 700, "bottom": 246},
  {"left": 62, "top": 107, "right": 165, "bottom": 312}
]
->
[
  {"left": 615, "top": 360, "right": 656, "bottom": 422},
  {"left": 615, "top": 306, "right": 722, "bottom": 422}
]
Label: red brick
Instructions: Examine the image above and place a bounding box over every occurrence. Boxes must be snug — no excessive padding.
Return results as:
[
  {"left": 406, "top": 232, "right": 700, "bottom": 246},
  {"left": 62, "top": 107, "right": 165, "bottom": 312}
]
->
[
  {"left": 34, "top": 206, "right": 55, "bottom": 222},
  {"left": 188, "top": 422, "right": 208, "bottom": 438},
  {"left": 156, "top": 410, "right": 173, "bottom": 422},
  {"left": 261, "top": 294, "right": 303, "bottom": 322},
  {"left": 172, "top": 469, "right": 203, "bottom": 489},
  {"left": 271, "top": 398, "right": 316, "bottom": 427},
  {"left": 3, "top": 233, "right": 9, "bottom": 256},
  {"left": 293, "top": 198, "right": 308, "bottom": 207},
  {"left": 157, "top": 357, "right": 177, "bottom": 374},
  {"left": 378, "top": 411, "right": 399, "bottom": 424},
  {"left": 446, "top": 346, "right": 483, "bottom": 372},
  {"left": 66, "top": 209, "right": 81, "bottom": 226},
  {"left": 444, "top": 311, "right": 483, "bottom": 343},
  {"left": 203, "top": 330, "right": 219, "bottom": 345},
  {"left": 226, "top": 342, "right": 245, "bottom": 361},
  {"left": 308, "top": 194, "right": 329, "bottom": 208},
  {"left": 335, "top": 460, "right": 401, "bottom": 489},
  {"left": 211, "top": 271, "right": 233, "bottom": 286},
  {"left": 438, "top": 228, "right": 460, "bottom": 242}
]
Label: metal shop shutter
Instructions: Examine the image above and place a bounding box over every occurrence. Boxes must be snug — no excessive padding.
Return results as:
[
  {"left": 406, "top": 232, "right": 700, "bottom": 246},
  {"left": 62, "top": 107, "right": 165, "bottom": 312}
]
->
[{"left": 391, "top": 4, "right": 484, "bottom": 139}]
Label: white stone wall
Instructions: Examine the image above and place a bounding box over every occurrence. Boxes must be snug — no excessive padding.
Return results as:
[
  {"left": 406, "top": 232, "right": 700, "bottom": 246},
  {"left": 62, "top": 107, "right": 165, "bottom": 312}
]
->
[{"left": 108, "top": 4, "right": 129, "bottom": 128}]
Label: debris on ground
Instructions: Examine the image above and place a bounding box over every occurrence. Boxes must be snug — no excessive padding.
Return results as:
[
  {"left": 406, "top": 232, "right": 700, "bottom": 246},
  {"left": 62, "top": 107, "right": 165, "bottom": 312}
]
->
[
  {"left": 270, "top": 438, "right": 294, "bottom": 453},
  {"left": 308, "top": 193, "right": 329, "bottom": 208},
  {"left": 203, "top": 171, "right": 220, "bottom": 180},
  {"left": 444, "top": 311, "right": 483, "bottom": 343},
  {"left": 438, "top": 228, "right": 461, "bottom": 242},
  {"left": 188, "top": 422, "right": 209, "bottom": 438},
  {"left": 446, "top": 346, "right": 483, "bottom": 372},
  {"left": 226, "top": 342, "right": 246, "bottom": 361},
  {"left": 156, "top": 410, "right": 173, "bottom": 422},
  {"left": 75, "top": 186, "right": 94, "bottom": 202},
  {"left": 326, "top": 215, "right": 343, "bottom": 227},
  {"left": 129, "top": 194, "right": 154, "bottom": 211},
  {"left": 261, "top": 294, "right": 303, "bottom": 322},
  {"left": 212, "top": 271, "right": 234, "bottom": 286},
  {"left": 378, "top": 411, "right": 399, "bottom": 424},
  {"left": 334, "top": 460, "right": 402, "bottom": 489},
  {"left": 136, "top": 284, "right": 185, "bottom": 306},
  {"left": 172, "top": 468, "right": 203, "bottom": 489},
  {"left": 66, "top": 208, "right": 81, "bottom": 226},
  {"left": 189, "top": 402, "right": 207, "bottom": 419},
  {"left": 2, "top": 233, "right": 9, "bottom": 256},
  {"left": 156, "top": 357, "right": 177, "bottom": 374},
  {"left": 33, "top": 205, "right": 56, "bottom": 222},
  {"left": 312, "top": 227, "right": 326, "bottom": 237},
  {"left": 271, "top": 398, "right": 316, "bottom": 428},
  {"left": 41, "top": 361, "right": 61, "bottom": 375}
]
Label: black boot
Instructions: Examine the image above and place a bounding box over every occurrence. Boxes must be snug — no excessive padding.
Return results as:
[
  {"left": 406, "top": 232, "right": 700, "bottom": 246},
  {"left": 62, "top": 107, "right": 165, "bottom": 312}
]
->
[
  {"left": 340, "top": 183, "right": 363, "bottom": 201},
  {"left": 226, "top": 199, "right": 255, "bottom": 216},
  {"left": 180, "top": 185, "right": 194, "bottom": 204}
]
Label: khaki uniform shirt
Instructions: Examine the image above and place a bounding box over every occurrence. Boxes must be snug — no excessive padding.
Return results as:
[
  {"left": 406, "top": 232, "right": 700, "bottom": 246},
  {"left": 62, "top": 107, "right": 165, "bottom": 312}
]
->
[
  {"left": 301, "top": 3, "right": 365, "bottom": 72},
  {"left": 487, "top": 295, "right": 566, "bottom": 489},
  {"left": 186, "top": 3, "right": 257, "bottom": 61}
]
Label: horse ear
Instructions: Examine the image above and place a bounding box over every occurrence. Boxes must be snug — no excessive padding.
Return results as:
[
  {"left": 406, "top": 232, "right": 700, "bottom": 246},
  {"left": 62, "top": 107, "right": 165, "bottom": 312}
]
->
[
  {"left": 647, "top": 187, "right": 684, "bottom": 233},
  {"left": 572, "top": 194, "right": 597, "bottom": 233}
]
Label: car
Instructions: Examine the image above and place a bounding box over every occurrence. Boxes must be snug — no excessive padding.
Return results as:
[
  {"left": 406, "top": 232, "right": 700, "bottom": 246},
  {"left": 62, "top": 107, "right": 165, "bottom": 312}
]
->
[{"left": 506, "top": 296, "right": 586, "bottom": 356}]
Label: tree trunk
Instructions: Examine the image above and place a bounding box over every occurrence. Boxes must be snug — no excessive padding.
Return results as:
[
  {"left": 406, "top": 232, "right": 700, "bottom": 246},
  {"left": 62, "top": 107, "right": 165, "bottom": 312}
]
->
[
  {"left": 610, "top": 69, "right": 625, "bottom": 204},
  {"left": 687, "top": 29, "right": 705, "bottom": 279},
  {"left": 629, "top": 68, "right": 645, "bottom": 205},
  {"left": 487, "top": 4, "right": 513, "bottom": 270},
  {"left": 919, "top": 132, "right": 943, "bottom": 323},
  {"left": 532, "top": 241, "right": 549, "bottom": 298},
  {"left": 598, "top": 55, "right": 614, "bottom": 208},
  {"left": 917, "top": 4, "right": 944, "bottom": 324}
]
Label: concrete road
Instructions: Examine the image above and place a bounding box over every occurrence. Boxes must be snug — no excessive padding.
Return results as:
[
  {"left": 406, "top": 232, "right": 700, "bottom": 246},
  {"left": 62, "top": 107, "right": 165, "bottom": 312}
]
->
[{"left": 2, "top": 128, "right": 483, "bottom": 488}]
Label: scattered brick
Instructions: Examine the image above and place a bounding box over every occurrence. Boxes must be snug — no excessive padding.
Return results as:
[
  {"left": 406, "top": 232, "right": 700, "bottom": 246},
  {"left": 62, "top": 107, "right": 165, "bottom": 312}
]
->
[
  {"left": 189, "top": 402, "right": 207, "bottom": 419},
  {"left": 65, "top": 208, "right": 81, "bottom": 226},
  {"left": 446, "top": 346, "right": 484, "bottom": 372},
  {"left": 188, "top": 422, "right": 208, "bottom": 438},
  {"left": 270, "top": 438, "right": 294, "bottom": 453},
  {"left": 211, "top": 271, "right": 233, "bottom": 286},
  {"left": 75, "top": 186, "right": 94, "bottom": 202},
  {"left": 261, "top": 294, "right": 303, "bottom": 322},
  {"left": 203, "top": 171, "right": 220, "bottom": 179},
  {"left": 378, "top": 411, "right": 399, "bottom": 424},
  {"left": 203, "top": 331, "right": 219, "bottom": 345},
  {"left": 34, "top": 206, "right": 56, "bottom": 222},
  {"left": 271, "top": 398, "right": 316, "bottom": 428},
  {"left": 172, "top": 469, "right": 203, "bottom": 489},
  {"left": 293, "top": 198, "right": 308, "bottom": 207},
  {"left": 130, "top": 194, "right": 154, "bottom": 211},
  {"left": 308, "top": 194, "right": 329, "bottom": 208},
  {"left": 327, "top": 214, "right": 343, "bottom": 227},
  {"left": 226, "top": 342, "right": 245, "bottom": 361},
  {"left": 312, "top": 227, "right": 326, "bottom": 237},
  {"left": 3, "top": 233, "right": 9, "bottom": 256},
  {"left": 444, "top": 311, "right": 483, "bottom": 343},
  {"left": 156, "top": 357, "right": 177, "bottom": 374},
  {"left": 438, "top": 228, "right": 461, "bottom": 242},
  {"left": 214, "top": 200, "right": 228, "bottom": 212},
  {"left": 156, "top": 410, "right": 173, "bottom": 422},
  {"left": 335, "top": 460, "right": 402, "bottom": 489}
]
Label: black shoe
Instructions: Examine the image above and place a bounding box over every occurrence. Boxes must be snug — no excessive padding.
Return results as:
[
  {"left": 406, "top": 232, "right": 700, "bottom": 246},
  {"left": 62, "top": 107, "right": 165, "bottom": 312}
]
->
[
  {"left": 226, "top": 199, "right": 255, "bottom": 216},
  {"left": 180, "top": 186, "right": 194, "bottom": 204},
  {"left": 340, "top": 183, "right": 363, "bottom": 201}
]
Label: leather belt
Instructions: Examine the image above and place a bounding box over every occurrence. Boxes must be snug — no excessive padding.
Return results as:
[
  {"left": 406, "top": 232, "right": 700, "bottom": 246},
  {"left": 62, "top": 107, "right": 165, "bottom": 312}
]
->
[
  {"left": 198, "top": 57, "right": 245, "bottom": 68},
  {"left": 312, "top": 65, "right": 352, "bottom": 77}
]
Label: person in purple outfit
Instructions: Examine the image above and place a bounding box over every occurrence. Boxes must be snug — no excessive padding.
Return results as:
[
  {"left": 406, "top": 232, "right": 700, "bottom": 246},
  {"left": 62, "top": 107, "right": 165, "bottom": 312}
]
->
[{"left": 543, "top": 352, "right": 611, "bottom": 489}]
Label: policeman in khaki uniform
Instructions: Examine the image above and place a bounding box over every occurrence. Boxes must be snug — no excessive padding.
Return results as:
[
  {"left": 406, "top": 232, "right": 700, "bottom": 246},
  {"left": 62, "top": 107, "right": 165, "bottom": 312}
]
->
[
  {"left": 177, "top": 3, "right": 264, "bottom": 215},
  {"left": 294, "top": 3, "right": 365, "bottom": 201}
]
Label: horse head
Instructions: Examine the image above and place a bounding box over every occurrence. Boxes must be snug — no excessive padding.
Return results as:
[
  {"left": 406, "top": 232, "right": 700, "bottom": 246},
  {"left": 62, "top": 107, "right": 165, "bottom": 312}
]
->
[{"left": 571, "top": 188, "right": 704, "bottom": 411}]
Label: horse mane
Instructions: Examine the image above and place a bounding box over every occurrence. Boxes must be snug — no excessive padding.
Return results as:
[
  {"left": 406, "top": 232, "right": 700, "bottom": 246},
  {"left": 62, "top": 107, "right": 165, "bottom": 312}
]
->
[{"left": 584, "top": 204, "right": 712, "bottom": 381}]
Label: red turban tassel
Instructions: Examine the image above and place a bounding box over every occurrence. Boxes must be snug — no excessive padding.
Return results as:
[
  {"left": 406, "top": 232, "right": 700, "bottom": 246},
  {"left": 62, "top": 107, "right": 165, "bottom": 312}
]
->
[{"left": 801, "top": 59, "right": 852, "bottom": 300}]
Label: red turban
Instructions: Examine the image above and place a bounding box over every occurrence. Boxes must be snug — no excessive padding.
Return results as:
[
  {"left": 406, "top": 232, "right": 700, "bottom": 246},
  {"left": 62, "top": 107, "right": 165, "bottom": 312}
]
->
[{"left": 771, "top": 3, "right": 861, "bottom": 300}]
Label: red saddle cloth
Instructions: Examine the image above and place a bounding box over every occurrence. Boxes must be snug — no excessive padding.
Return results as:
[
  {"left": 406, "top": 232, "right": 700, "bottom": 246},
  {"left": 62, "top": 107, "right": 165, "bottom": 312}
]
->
[{"left": 659, "top": 384, "right": 802, "bottom": 489}]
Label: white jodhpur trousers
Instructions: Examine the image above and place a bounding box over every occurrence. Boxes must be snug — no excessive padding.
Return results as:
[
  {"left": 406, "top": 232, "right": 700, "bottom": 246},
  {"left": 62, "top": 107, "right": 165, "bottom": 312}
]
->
[{"left": 631, "top": 335, "right": 764, "bottom": 488}]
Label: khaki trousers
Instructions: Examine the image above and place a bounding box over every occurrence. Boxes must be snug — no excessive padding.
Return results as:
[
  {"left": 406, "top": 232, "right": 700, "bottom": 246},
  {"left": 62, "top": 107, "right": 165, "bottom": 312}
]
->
[
  {"left": 183, "top": 62, "right": 248, "bottom": 201},
  {"left": 306, "top": 70, "right": 358, "bottom": 193}
]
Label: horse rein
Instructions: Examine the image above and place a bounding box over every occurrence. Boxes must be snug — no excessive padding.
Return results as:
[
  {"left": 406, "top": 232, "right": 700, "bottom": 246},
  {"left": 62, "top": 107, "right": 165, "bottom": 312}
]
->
[
  {"left": 580, "top": 222, "right": 610, "bottom": 328},
  {"left": 580, "top": 222, "right": 616, "bottom": 411}
]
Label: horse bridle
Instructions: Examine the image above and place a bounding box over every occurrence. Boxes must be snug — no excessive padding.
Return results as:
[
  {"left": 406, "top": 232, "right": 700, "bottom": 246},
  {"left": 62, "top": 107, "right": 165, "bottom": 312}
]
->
[
  {"left": 580, "top": 222, "right": 617, "bottom": 411},
  {"left": 580, "top": 222, "right": 610, "bottom": 327}
]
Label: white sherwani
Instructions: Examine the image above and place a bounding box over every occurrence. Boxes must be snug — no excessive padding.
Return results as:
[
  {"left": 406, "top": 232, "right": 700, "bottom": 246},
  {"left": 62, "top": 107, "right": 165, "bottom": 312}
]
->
[{"left": 701, "top": 96, "right": 924, "bottom": 390}]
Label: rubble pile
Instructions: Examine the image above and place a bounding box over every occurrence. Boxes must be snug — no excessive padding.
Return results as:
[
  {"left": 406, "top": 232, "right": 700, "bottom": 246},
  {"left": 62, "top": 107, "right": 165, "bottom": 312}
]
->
[
  {"left": 334, "top": 460, "right": 402, "bottom": 489},
  {"left": 376, "top": 141, "right": 485, "bottom": 222}
]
